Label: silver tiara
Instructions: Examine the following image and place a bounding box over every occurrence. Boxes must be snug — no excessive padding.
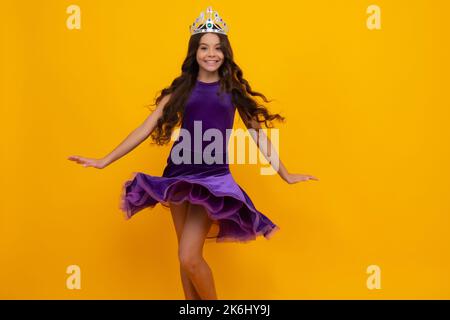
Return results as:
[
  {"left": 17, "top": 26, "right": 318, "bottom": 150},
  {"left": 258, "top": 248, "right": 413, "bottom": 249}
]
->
[{"left": 189, "top": 6, "right": 229, "bottom": 36}]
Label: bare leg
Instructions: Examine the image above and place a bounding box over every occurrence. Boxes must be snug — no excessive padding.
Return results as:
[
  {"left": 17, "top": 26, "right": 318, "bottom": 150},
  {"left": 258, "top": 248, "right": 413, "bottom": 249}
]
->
[
  {"left": 169, "top": 201, "right": 201, "bottom": 300},
  {"left": 178, "top": 203, "right": 218, "bottom": 300}
]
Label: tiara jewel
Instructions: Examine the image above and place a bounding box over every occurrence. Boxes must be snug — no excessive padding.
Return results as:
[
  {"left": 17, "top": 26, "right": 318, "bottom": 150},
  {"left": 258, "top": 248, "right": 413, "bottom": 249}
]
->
[{"left": 189, "top": 6, "right": 229, "bottom": 36}]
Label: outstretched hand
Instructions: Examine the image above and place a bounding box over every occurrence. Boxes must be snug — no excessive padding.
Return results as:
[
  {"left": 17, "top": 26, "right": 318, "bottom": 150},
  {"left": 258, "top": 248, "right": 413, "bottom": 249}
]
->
[
  {"left": 67, "top": 155, "right": 108, "bottom": 169},
  {"left": 285, "top": 173, "right": 319, "bottom": 184}
]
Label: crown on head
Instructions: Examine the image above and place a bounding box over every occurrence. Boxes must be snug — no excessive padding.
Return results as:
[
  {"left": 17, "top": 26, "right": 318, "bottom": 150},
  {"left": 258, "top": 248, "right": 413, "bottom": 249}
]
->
[{"left": 189, "top": 6, "right": 229, "bottom": 36}]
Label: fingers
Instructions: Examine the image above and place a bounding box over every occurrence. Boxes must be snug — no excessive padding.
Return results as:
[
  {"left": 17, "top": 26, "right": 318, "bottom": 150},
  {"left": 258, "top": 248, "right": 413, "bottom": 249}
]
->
[
  {"left": 68, "top": 155, "right": 83, "bottom": 161},
  {"left": 301, "top": 174, "right": 318, "bottom": 181},
  {"left": 296, "top": 174, "right": 319, "bottom": 182},
  {"left": 67, "top": 155, "right": 89, "bottom": 167}
]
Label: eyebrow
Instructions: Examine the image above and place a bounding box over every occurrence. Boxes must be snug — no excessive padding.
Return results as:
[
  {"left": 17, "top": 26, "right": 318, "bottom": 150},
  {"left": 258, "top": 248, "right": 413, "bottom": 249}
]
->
[{"left": 199, "top": 43, "right": 221, "bottom": 46}]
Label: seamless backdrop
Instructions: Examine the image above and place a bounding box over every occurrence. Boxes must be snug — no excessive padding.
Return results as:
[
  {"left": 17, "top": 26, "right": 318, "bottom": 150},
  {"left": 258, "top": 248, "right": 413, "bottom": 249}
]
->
[{"left": 1, "top": 0, "right": 449, "bottom": 299}]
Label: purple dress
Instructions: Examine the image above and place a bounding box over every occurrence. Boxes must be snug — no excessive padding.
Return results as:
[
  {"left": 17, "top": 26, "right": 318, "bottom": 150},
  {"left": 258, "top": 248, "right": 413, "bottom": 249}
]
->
[{"left": 120, "top": 79, "right": 280, "bottom": 243}]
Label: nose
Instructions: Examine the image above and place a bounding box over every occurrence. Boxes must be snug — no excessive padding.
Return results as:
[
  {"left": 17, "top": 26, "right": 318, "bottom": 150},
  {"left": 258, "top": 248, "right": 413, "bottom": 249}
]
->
[{"left": 207, "top": 49, "right": 216, "bottom": 57}]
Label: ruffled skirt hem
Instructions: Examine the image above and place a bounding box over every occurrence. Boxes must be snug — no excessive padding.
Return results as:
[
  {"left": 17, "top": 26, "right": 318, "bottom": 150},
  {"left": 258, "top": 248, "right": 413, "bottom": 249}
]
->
[{"left": 119, "top": 171, "right": 280, "bottom": 244}]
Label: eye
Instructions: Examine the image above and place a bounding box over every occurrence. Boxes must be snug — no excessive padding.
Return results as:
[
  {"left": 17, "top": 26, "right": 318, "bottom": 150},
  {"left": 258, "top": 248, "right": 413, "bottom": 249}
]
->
[{"left": 199, "top": 46, "right": 221, "bottom": 50}]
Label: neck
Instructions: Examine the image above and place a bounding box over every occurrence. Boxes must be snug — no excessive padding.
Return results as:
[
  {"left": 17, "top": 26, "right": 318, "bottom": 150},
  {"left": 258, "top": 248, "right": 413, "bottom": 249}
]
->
[{"left": 197, "top": 70, "right": 220, "bottom": 83}]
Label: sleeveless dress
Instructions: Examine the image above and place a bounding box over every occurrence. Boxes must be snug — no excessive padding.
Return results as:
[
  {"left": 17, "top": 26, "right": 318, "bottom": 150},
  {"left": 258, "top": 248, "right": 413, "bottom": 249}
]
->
[{"left": 119, "top": 79, "right": 280, "bottom": 243}]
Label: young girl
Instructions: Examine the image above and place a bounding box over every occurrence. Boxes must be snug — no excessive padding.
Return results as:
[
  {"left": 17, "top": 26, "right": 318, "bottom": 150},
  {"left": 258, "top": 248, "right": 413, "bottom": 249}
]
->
[{"left": 68, "top": 7, "right": 318, "bottom": 300}]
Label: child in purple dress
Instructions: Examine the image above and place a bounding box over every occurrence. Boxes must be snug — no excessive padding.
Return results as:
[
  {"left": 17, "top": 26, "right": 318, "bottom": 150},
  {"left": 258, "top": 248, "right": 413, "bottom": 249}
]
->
[{"left": 68, "top": 7, "right": 318, "bottom": 300}]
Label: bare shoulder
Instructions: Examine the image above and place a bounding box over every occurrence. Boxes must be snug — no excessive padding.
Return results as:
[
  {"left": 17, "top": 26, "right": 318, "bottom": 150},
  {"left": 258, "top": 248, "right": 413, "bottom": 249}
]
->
[
  {"left": 139, "top": 93, "right": 172, "bottom": 133},
  {"left": 157, "top": 93, "right": 172, "bottom": 109},
  {"left": 154, "top": 93, "right": 171, "bottom": 114}
]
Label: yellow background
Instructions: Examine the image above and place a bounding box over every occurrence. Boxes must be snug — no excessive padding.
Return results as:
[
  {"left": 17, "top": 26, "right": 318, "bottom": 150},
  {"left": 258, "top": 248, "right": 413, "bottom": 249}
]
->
[{"left": 1, "top": 0, "right": 449, "bottom": 299}]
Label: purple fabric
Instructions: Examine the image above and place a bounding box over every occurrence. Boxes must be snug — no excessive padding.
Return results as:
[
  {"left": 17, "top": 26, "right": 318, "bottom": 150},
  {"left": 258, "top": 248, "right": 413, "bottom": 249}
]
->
[{"left": 120, "top": 79, "right": 280, "bottom": 243}]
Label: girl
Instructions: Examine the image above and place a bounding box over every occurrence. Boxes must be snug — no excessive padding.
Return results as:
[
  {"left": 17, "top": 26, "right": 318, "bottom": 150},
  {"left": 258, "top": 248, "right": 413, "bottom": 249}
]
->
[{"left": 68, "top": 7, "right": 318, "bottom": 300}]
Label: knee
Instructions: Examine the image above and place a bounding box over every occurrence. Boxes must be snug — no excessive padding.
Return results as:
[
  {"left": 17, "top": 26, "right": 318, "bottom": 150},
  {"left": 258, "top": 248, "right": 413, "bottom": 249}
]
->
[{"left": 178, "top": 249, "right": 203, "bottom": 275}]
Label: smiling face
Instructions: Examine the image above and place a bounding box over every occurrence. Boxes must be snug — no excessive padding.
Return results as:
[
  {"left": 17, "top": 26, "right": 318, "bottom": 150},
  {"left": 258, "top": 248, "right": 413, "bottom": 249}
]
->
[{"left": 196, "top": 33, "right": 224, "bottom": 76}]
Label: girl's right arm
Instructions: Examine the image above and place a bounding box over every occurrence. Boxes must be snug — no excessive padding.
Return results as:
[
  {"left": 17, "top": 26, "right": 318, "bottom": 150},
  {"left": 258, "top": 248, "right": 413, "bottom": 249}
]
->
[{"left": 68, "top": 94, "right": 171, "bottom": 169}]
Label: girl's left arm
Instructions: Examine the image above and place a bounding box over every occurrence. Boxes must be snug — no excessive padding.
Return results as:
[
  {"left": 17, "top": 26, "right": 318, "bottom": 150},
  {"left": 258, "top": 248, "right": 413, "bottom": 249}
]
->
[{"left": 238, "top": 109, "right": 319, "bottom": 184}]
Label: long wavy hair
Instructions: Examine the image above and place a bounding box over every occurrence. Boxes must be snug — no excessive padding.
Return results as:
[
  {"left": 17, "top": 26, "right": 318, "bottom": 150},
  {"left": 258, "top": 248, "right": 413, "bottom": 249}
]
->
[{"left": 147, "top": 32, "right": 285, "bottom": 146}]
